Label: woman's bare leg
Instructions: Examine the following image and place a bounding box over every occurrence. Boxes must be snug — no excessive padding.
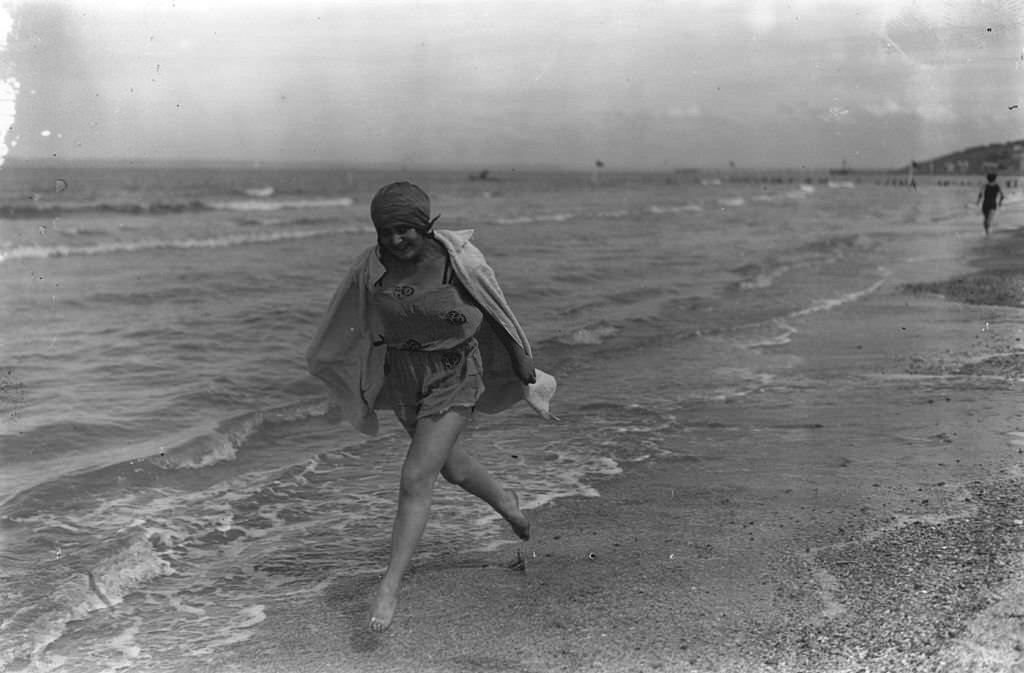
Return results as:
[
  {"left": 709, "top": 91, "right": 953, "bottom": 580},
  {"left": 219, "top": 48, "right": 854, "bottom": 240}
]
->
[
  {"left": 369, "top": 408, "right": 471, "bottom": 631},
  {"left": 441, "top": 446, "right": 530, "bottom": 540},
  {"left": 401, "top": 415, "right": 527, "bottom": 537}
]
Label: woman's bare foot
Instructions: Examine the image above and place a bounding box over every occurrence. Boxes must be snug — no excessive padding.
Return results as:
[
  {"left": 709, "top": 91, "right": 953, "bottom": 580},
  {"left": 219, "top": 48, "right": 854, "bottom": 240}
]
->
[
  {"left": 369, "top": 580, "right": 399, "bottom": 631},
  {"left": 505, "top": 490, "right": 531, "bottom": 541}
]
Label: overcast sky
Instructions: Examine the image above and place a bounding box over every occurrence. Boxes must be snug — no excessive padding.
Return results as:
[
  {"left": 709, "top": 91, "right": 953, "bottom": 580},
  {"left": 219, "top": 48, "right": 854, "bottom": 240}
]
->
[{"left": 1, "top": 0, "right": 1021, "bottom": 170}]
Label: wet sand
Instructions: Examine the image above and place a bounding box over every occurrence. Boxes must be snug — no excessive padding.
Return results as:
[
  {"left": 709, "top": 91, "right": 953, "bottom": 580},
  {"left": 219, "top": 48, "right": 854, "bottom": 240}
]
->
[{"left": 201, "top": 224, "right": 1024, "bottom": 673}]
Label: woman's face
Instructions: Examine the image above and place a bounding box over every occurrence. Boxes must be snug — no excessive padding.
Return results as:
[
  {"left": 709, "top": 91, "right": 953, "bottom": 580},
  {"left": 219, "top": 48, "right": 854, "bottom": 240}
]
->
[{"left": 376, "top": 224, "right": 429, "bottom": 262}]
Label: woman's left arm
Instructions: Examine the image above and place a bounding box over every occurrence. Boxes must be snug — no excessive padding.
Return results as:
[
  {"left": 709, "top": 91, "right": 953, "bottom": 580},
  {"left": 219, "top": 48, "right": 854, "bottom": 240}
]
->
[{"left": 452, "top": 236, "right": 538, "bottom": 384}]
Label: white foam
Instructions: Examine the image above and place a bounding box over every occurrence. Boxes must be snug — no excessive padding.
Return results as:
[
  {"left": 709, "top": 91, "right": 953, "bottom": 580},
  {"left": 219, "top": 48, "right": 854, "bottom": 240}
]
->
[
  {"left": 648, "top": 203, "right": 704, "bottom": 214},
  {"left": 169, "top": 595, "right": 207, "bottom": 616},
  {"left": 736, "top": 320, "right": 798, "bottom": 348},
  {"left": 187, "top": 604, "right": 266, "bottom": 656},
  {"left": 789, "top": 277, "right": 887, "bottom": 318},
  {"left": 739, "top": 264, "right": 792, "bottom": 289},
  {"left": 102, "top": 622, "right": 143, "bottom": 668},
  {"left": 0, "top": 229, "right": 338, "bottom": 263},
  {"left": 495, "top": 212, "right": 576, "bottom": 225},
  {"left": 209, "top": 196, "right": 353, "bottom": 212},
  {"left": 557, "top": 324, "right": 619, "bottom": 345},
  {"left": 0, "top": 531, "right": 172, "bottom": 671}
]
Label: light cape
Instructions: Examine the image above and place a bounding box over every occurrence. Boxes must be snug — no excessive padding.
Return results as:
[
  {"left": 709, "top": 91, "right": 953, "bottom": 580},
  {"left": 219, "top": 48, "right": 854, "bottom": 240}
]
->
[{"left": 305, "top": 229, "right": 556, "bottom": 434}]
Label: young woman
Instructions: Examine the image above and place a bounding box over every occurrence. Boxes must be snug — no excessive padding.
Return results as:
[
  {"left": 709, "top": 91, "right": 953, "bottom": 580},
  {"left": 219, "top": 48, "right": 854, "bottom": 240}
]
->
[{"left": 306, "top": 181, "right": 556, "bottom": 631}]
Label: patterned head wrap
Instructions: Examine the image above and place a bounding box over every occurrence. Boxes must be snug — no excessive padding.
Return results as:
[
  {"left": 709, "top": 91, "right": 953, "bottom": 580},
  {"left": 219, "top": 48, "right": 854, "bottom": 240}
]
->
[{"left": 370, "top": 182, "right": 440, "bottom": 231}]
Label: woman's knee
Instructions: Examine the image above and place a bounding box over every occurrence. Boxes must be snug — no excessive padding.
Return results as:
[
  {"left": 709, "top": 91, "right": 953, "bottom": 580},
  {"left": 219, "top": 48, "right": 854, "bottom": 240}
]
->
[
  {"left": 398, "top": 465, "right": 438, "bottom": 498},
  {"left": 441, "top": 451, "right": 473, "bottom": 486},
  {"left": 440, "top": 462, "right": 467, "bottom": 486}
]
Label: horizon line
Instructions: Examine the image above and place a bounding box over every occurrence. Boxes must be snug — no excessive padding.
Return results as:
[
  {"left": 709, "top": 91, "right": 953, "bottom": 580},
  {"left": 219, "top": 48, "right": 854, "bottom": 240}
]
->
[{"left": 1, "top": 156, "right": 908, "bottom": 174}]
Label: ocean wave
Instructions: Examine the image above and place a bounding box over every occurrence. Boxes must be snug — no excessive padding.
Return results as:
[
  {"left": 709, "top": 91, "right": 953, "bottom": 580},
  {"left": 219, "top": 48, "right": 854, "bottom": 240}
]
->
[
  {"left": 234, "top": 215, "right": 347, "bottom": 229},
  {"left": 730, "top": 320, "right": 799, "bottom": 348},
  {"left": 596, "top": 209, "right": 630, "bottom": 218},
  {"left": 0, "top": 195, "right": 354, "bottom": 219},
  {"left": 208, "top": 196, "right": 354, "bottom": 212},
  {"left": 648, "top": 203, "right": 704, "bottom": 214},
  {"left": 551, "top": 323, "right": 620, "bottom": 346},
  {"left": 3, "top": 420, "right": 140, "bottom": 463},
  {"left": 733, "top": 261, "right": 794, "bottom": 290},
  {"left": 150, "top": 399, "right": 328, "bottom": 471},
  {"left": 0, "top": 199, "right": 208, "bottom": 219},
  {"left": 0, "top": 529, "right": 173, "bottom": 671},
  {"left": 1, "top": 400, "right": 328, "bottom": 517},
  {"left": 789, "top": 277, "right": 888, "bottom": 318},
  {"left": 0, "top": 228, "right": 347, "bottom": 263},
  {"left": 494, "top": 212, "right": 576, "bottom": 225},
  {"left": 797, "top": 232, "right": 879, "bottom": 258}
]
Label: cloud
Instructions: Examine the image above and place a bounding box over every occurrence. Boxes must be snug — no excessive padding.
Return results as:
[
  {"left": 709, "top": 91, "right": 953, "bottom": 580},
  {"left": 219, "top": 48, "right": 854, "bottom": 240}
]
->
[
  {"left": 665, "top": 104, "right": 703, "bottom": 119},
  {"left": 862, "top": 99, "right": 909, "bottom": 116},
  {"left": 4, "top": 0, "right": 1021, "bottom": 168},
  {"left": 916, "top": 101, "right": 957, "bottom": 123}
]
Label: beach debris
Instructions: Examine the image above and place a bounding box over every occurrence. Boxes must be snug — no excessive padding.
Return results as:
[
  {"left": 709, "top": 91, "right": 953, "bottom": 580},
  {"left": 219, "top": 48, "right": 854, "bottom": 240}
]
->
[{"left": 507, "top": 548, "right": 527, "bottom": 572}]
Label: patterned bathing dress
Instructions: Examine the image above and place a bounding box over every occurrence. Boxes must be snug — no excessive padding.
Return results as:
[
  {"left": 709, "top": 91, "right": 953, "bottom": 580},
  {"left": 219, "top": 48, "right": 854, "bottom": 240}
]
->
[{"left": 373, "top": 257, "right": 486, "bottom": 426}]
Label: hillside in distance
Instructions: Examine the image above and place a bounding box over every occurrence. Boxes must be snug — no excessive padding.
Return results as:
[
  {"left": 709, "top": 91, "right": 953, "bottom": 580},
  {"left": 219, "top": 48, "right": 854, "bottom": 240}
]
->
[{"left": 911, "top": 139, "right": 1024, "bottom": 175}]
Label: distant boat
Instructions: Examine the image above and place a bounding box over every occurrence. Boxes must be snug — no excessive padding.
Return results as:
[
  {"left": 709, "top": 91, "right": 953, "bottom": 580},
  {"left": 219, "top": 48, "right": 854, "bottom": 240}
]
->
[
  {"left": 468, "top": 169, "right": 495, "bottom": 181},
  {"left": 243, "top": 186, "right": 275, "bottom": 198}
]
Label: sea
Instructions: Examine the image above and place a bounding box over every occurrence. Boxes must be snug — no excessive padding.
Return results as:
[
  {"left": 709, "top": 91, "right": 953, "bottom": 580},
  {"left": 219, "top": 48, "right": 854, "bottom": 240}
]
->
[{"left": 0, "top": 160, "right": 1019, "bottom": 671}]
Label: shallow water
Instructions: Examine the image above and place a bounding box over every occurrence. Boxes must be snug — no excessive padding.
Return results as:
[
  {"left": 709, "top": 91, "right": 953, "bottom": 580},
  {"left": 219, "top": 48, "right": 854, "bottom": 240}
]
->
[{"left": 0, "top": 161, "right": 1015, "bottom": 670}]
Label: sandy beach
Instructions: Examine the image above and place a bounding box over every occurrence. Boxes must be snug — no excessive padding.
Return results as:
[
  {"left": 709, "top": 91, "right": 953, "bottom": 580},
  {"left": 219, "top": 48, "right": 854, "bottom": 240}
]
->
[{"left": 172, "top": 218, "right": 1024, "bottom": 673}]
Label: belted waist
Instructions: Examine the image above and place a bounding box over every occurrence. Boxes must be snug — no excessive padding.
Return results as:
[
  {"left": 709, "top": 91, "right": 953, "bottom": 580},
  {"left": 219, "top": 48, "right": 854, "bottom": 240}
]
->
[
  {"left": 385, "top": 336, "right": 478, "bottom": 355},
  {"left": 384, "top": 336, "right": 479, "bottom": 370}
]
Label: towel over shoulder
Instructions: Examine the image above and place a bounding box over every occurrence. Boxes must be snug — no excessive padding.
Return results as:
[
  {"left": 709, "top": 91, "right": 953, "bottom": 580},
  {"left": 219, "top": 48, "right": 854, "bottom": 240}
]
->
[{"left": 306, "top": 229, "right": 557, "bottom": 434}]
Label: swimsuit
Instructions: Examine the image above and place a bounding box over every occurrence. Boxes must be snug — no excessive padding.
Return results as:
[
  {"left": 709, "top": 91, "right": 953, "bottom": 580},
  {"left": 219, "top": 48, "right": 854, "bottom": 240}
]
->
[
  {"left": 982, "top": 183, "right": 1002, "bottom": 214},
  {"left": 307, "top": 229, "right": 554, "bottom": 436},
  {"left": 373, "top": 257, "right": 485, "bottom": 425}
]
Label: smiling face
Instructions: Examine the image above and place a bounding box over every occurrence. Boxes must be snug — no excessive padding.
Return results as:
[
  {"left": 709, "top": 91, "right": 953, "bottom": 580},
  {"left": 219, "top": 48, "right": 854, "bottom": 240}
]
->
[{"left": 376, "top": 223, "right": 430, "bottom": 262}]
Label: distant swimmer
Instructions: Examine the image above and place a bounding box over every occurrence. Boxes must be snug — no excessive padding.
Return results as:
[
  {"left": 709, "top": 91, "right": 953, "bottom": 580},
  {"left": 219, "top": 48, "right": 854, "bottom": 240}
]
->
[{"left": 976, "top": 173, "right": 1005, "bottom": 236}]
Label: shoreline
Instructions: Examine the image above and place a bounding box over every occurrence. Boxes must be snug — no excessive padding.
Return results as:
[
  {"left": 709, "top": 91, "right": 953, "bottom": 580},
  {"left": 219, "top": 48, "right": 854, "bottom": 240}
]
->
[{"left": 203, "top": 225, "right": 1024, "bottom": 673}]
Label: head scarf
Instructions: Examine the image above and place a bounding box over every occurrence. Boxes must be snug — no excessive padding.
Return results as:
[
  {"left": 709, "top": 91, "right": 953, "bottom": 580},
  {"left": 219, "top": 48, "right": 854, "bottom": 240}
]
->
[{"left": 370, "top": 182, "right": 440, "bottom": 231}]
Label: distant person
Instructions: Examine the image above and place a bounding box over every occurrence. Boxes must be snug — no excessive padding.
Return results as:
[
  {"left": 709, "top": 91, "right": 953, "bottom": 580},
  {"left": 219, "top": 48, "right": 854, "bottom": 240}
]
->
[
  {"left": 306, "top": 181, "right": 557, "bottom": 631},
  {"left": 976, "top": 173, "right": 1005, "bottom": 235}
]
